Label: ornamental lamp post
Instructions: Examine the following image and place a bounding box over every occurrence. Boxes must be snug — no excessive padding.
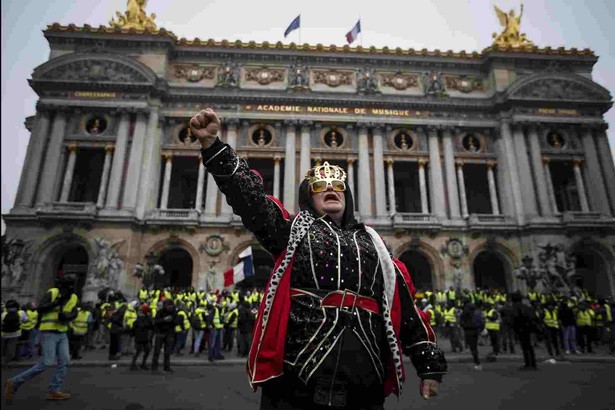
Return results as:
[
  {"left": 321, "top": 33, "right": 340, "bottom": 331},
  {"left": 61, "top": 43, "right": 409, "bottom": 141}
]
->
[
  {"left": 133, "top": 251, "right": 163, "bottom": 290},
  {"left": 516, "top": 254, "right": 542, "bottom": 292}
]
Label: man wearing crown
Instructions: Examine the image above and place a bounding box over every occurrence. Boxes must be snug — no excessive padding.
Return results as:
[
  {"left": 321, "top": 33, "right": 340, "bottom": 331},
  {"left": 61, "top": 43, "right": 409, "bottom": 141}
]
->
[{"left": 190, "top": 108, "right": 447, "bottom": 409}]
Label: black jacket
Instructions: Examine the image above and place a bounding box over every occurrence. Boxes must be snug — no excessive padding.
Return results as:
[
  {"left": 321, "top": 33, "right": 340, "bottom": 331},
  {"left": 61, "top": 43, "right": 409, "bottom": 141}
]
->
[
  {"left": 132, "top": 315, "right": 154, "bottom": 343},
  {"left": 154, "top": 307, "right": 179, "bottom": 335}
]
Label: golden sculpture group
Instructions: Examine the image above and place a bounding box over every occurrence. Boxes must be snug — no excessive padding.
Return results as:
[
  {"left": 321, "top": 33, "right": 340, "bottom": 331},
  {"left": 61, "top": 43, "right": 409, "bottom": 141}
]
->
[
  {"left": 109, "top": 0, "right": 157, "bottom": 31},
  {"left": 492, "top": 3, "right": 534, "bottom": 48}
]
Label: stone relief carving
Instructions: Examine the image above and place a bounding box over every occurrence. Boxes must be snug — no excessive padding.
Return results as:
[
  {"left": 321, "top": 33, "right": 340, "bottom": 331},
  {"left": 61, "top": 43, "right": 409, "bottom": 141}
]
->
[
  {"left": 288, "top": 64, "right": 309, "bottom": 89},
  {"left": 514, "top": 79, "right": 604, "bottom": 100},
  {"left": 444, "top": 75, "right": 484, "bottom": 93},
  {"left": 313, "top": 69, "right": 353, "bottom": 88},
  {"left": 440, "top": 238, "right": 469, "bottom": 291},
  {"left": 380, "top": 71, "right": 419, "bottom": 90},
  {"left": 1, "top": 237, "right": 31, "bottom": 289},
  {"left": 537, "top": 243, "right": 576, "bottom": 294},
  {"left": 422, "top": 71, "right": 446, "bottom": 96},
  {"left": 42, "top": 60, "right": 149, "bottom": 83},
  {"left": 173, "top": 64, "right": 216, "bottom": 82},
  {"left": 245, "top": 67, "right": 285, "bottom": 85},
  {"left": 218, "top": 61, "right": 241, "bottom": 87},
  {"left": 84, "top": 237, "right": 125, "bottom": 290},
  {"left": 199, "top": 235, "right": 230, "bottom": 257},
  {"left": 356, "top": 66, "right": 379, "bottom": 94}
]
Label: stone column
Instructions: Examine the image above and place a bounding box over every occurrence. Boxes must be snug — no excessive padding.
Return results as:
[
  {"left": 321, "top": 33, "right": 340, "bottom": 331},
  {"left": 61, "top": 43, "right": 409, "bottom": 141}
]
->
[
  {"left": 573, "top": 159, "right": 590, "bottom": 212},
  {"left": 300, "top": 121, "right": 311, "bottom": 178},
  {"left": 59, "top": 144, "right": 78, "bottom": 203},
  {"left": 456, "top": 161, "right": 469, "bottom": 218},
  {"left": 135, "top": 106, "right": 161, "bottom": 219},
  {"left": 512, "top": 124, "right": 537, "bottom": 217},
  {"left": 122, "top": 113, "right": 148, "bottom": 211},
  {"left": 527, "top": 124, "right": 552, "bottom": 216},
  {"left": 580, "top": 127, "right": 611, "bottom": 215},
  {"left": 15, "top": 110, "right": 51, "bottom": 208},
  {"left": 37, "top": 111, "right": 67, "bottom": 205},
  {"left": 542, "top": 158, "right": 559, "bottom": 214},
  {"left": 96, "top": 145, "right": 114, "bottom": 208},
  {"left": 204, "top": 173, "right": 218, "bottom": 216},
  {"left": 160, "top": 154, "right": 173, "bottom": 209},
  {"left": 427, "top": 127, "right": 446, "bottom": 218},
  {"left": 220, "top": 120, "right": 238, "bottom": 216},
  {"left": 347, "top": 159, "right": 356, "bottom": 210},
  {"left": 195, "top": 156, "right": 205, "bottom": 212},
  {"left": 496, "top": 120, "right": 524, "bottom": 224},
  {"left": 487, "top": 162, "right": 500, "bottom": 215},
  {"left": 595, "top": 126, "right": 615, "bottom": 214},
  {"left": 105, "top": 112, "right": 130, "bottom": 209},
  {"left": 357, "top": 124, "right": 373, "bottom": 217},
  {"left": 386, "top": 159, "right": 396, "bottom": 215},
  {"left": 273, "top": 156, "right": 281, "bottom": 199},
  {"left": 283, "top": 121, "right": 297, "bottom": 213},
  {"left": 372, "top": 125, "right": 387, "bottom": 218},
  {"left": 418, "top": 159, "right": 429, "bottom": 214},
  {"left": 442, "top": 127, "right": 460, "bottom": 218}
]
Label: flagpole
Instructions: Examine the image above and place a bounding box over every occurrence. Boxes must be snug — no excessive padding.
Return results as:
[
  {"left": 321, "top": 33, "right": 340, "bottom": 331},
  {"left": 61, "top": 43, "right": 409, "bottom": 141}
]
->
[
  {"left": 299, "top": 15, "right": 302, "bottom": 45},
  {"left": 359, "top": 14, "right": 362, "bottom": 47}
]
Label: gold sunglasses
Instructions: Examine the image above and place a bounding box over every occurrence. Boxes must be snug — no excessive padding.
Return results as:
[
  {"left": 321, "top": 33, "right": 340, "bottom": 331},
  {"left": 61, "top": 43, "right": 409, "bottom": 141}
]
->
[{"left": 309, "top": 179, "right": 346, "bottom": 193}]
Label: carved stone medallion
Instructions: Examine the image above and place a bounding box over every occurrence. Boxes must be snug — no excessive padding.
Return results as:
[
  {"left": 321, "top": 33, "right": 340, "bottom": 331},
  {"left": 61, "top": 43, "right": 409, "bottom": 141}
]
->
[
  {"left": 313, "top": 70, "right": 353, "bottom": 88},
  {"left": 380, "top": 72, "right": 419, "bottom": 90},
  {"left": 199, "top": 235, "right": 229, "bottom": 257},
  {"left": 444, "top": 75, "right": 483, "bottom": 93},
  {"left": 174, "top": 64, "right": 216, "bottom": 82},
  {"left": 245, "top": 67, "right": 285, "bottom": 85}
]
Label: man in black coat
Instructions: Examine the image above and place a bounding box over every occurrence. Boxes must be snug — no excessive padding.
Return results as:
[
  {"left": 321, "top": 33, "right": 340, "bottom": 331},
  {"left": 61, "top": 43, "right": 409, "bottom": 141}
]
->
[
  {"left": 237, "top": 300, "right": 255, "bottom": 357},
  {"left": 511, "top": 291, "right": 537, "bottom": 370},
  {"left": 130, "top": 304, "right": 154, "bottom": 370},
  {"left": 151, "top": 300, "right": 179, "bottom": 374}
]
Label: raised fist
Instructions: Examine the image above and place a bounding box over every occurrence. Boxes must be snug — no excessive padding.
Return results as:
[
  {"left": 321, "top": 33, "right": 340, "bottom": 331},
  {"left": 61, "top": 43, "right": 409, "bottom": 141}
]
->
[{"left": 190, "top": 108, "right": 221, "bottom": 149}]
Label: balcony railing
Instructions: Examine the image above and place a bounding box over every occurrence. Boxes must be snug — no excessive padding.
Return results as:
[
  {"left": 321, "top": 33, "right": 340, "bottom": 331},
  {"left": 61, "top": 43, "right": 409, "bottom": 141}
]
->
[
  {"left": 472, "top": 214, "right": 507, "bottom": 223},
  {"left": 561, "top": 211, "right": 602, "bottom": 222},
  {"left": 148, "top": 209, "right": 199, "bottom": 220},
  {"left": 395, "top": 213, "right": 433, "bottom": 222},
  {"left": 37, "top": 202, "right": 97, "bottom": 216}
]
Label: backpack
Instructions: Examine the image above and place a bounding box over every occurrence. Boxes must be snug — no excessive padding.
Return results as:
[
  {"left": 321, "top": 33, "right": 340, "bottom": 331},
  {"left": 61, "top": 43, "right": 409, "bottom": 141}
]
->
[{"left": 2, "top": 311, "right": 21, "bottom": 333}]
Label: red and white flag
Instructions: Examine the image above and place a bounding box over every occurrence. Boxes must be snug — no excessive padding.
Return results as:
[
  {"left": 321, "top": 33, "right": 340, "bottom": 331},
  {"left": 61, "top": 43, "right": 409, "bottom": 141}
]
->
[
  {"left": 223, "top": 247, "right": 254, "bottom": 287},
  {"left": 346, "top": 19, "right": 361, "bottom": 44}
]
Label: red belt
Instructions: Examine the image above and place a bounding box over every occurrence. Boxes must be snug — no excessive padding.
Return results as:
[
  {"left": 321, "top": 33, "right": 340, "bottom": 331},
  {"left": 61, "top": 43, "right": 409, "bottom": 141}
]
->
[{"left": 290, "top": 288, "right": 380, "bottom": 315}]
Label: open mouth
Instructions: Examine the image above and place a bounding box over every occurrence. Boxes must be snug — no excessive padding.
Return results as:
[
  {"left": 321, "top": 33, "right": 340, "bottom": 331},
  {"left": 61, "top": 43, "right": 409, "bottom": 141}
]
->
[{"left": 324, "top": 193, "right": 339, "bottom": 202}]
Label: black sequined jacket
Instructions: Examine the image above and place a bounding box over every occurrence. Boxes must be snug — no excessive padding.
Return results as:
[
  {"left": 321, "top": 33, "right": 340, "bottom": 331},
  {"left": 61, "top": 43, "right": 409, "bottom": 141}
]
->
[{"left": 201, "top": 139, "right": 447, "bottom": 402}]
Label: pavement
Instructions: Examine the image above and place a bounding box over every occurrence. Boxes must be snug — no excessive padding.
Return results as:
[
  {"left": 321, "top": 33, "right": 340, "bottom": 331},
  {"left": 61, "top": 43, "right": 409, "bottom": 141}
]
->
[{"left": 5, "top": 337, "right": 615, "bottom": 368}]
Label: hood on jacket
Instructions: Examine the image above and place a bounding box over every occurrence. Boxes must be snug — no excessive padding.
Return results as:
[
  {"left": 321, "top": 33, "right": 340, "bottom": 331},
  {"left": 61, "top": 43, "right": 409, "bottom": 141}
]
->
[{"left": 297, "top": 178, "right": 360, "bottom": 229}]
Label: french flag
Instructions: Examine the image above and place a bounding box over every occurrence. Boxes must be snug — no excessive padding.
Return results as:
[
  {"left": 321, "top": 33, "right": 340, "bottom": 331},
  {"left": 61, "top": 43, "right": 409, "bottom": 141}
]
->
[
  {"left": 224, "top": 247, "right": 254, "bottom": 287},
  {"left": 345, "top": 19, "right": 361, "bottom": 44}
]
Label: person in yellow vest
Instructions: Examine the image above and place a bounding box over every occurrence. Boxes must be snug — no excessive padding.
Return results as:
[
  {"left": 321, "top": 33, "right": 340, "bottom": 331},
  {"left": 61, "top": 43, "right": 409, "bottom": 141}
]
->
[
  {"left": 576, "top": 300, "right": 595, "bottom": 354},
  {"left": 192, "top": 302, "right": 208, "bottom": 357},
  {"left": 484, "top": 302, "right": 501, "bottom": 356},
  {"left": 138, "top": 287, "right": 149, "bottom": 304},
  {"left": 173, "top": 303, "right": 191, "bottom": 355},
  {"left": 19, "top": 302, "right": 39, "bottom": 360},
  {"left": 207, "top": 302, "right": 225, "bottom": 363},
  {"left": 541, "top": 300, "right": 561, "bottom": 358},
  {"left": 5, "top": 277, "right": 78, "bottom": 402},
  {"left": 222, "top": 302, "right": 239, "bottom": 352},
  {"left": 527, "top": 290, "right": 539, "bottom": 304},
  {"left": 443, "top": 301, "right": 463, "bottom": 353},
  {"left": 69, "top": 303, "right": 92, "bottom": 360},
  {"left": 122, "top": 301, "right": 138, "bottom": 356},
  {"left": 2, "top": 300, "right": 28, "bottom": 366}
]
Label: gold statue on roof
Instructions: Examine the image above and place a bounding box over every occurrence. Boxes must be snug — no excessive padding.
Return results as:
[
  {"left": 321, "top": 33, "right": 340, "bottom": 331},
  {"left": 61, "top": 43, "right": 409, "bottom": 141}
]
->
[
  {"left": 492, "top": 3, "right": 534, "bottom": 48},
  {"left": 109, "top": 0, "right": 157, "bottom": 31}
]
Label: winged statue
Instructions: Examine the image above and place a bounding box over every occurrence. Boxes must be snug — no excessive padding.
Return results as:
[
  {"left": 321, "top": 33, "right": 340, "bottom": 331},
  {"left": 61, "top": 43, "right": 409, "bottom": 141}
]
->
[{"left": 492, "top": 3, "right": 534, "bottom": 48}]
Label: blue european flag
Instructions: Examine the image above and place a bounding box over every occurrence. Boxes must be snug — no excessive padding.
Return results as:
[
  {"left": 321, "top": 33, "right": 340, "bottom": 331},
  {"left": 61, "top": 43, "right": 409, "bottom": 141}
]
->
[{"left": 284, "top": 15, "right": 301, "bottom": 38}]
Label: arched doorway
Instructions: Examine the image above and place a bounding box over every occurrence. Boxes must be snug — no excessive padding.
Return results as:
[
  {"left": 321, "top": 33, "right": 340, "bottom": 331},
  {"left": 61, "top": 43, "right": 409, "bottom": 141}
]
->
[
  {"left": 55, "top": 245, "right": 89, "bottom": 298},
  {"left": 473, "top": 250, "right": 509, "bottom": 291},
  {"left": 158, "top": 248, "right": 193, "bottom": 290},
  {"left": 235, "top": 248, "right": 274, "bottom": 290},
  {"left": 398, "top": 250, "right": 433, "bottom": 292},
  {"left": 573, "top": 248, "right": 611, "bottom": 298}
]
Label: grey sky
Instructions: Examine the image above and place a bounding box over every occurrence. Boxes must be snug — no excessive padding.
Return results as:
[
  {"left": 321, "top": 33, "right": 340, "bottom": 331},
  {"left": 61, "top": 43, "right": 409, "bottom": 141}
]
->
[{"left": 2, "top": 0, "right": 614, "bottom": 224}]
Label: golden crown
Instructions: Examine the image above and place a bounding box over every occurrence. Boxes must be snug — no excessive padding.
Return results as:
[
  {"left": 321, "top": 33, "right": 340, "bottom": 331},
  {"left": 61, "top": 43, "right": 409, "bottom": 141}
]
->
[{"left": 305, "top": 161, "right": 347, "bottom": 183}]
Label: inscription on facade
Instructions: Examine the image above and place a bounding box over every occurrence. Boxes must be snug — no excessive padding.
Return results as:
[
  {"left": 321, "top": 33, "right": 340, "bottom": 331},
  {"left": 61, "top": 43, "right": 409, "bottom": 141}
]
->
[
  {"left": 69, "top": 91, "right": 122, "bottom": 99},
  {"left": 243, "top": 105, "right": 429, "bottom": 117}
]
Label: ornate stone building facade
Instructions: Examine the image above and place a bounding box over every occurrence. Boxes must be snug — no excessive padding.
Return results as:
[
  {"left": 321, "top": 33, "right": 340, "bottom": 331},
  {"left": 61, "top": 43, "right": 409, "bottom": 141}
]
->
[{"left": 3, "top": 15, "right": 615, "bottom": 302}]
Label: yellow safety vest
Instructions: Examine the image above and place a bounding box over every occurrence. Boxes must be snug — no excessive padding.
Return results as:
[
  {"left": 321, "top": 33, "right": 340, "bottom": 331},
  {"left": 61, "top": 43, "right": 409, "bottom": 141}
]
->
[
  {"left": 193, "top": 307, "right": 207, "bottom": 330},
  {"left": 446, "top": 290, "right": 456, "bottom": 301},
  {"left": 227, "top": 308, "right": 239, "bottom": 328},
  {"left": 576, "top": 310, "right": 594, "bottom": 327},
  {"left": 426, "top": 308, "right": 436, "bottom": 326},
  {"left": 21, "top": 309, "right": 38, "bottom": 331},
  {"left": 139, "top": 289, "right": 149, "bottom": 302},
  {"left": 444, "top": 307, "right": 457, "bottom": 324},
  {"left": 175, "top": 311, "right": 191, "bottom": 332},
  {"left": 39, "top": 289, "right": 79, "bottom": 332},
  {"left": 70, "top": 309, "right": 91, "bottom": 335},
  {"left": 213, "top": 307, "right": 224, "bottom": 330},
  {"left": 528, "top": 291, "right": 538, "bottom": 302},
  {"left": 543, "top": 309, "right": 559, "bottom": 329},
  {"left": 485, "top": 309, "right": 501, "bottom": 331},
  {"left": 1, "top": 310, "right": 25, "bottom": 337},
  {"left": 124, "top": 306, "right": 137, "bottom": 329}
]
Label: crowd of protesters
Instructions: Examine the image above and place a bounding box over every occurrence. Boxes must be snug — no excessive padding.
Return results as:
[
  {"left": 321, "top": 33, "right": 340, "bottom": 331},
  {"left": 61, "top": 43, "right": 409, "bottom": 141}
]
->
[{"left": 413, "top": 286, "right": 614, "bottom": 370}]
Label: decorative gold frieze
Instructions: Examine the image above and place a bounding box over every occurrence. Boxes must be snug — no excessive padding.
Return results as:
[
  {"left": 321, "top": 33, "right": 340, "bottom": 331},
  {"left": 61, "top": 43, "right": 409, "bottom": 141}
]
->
[
  {"left": 444, "top": 75, "right": 484, "bottom": 93},
  {"left": 109, "top": 0, "right": 157, "bottom": 31},
  {"left": 312, "top": 69, "right": 353, "bottom": 88},
  {"left": 173, "top": 64, "right": 216, "bottom": 82},
  {"left": 245, "top": 67, "right": 285, "bottom": 85},
  {"left": 380, "top": 72, "right": 419, "bottom": 91}
]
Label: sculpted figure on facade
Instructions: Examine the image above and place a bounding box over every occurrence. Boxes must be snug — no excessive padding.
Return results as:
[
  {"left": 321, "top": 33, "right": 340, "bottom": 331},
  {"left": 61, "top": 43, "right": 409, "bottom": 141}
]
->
[
  {"left": 492, "top": 4, "right": 534, "bottom": 48},
  {"left": 1, "top": 237, "right": 30, "bottom": 289},
  {"left": 537, "top": 244, "right": 576, "bottom": 293},
  {"left": 218, "top": 61, "right": 241, "bottom": 87},
  {"left": 109, "top": 0, "right": 157, "bottom": 31},
  {"left": 288, "top": 64, "right": 309, "bottom": 88},
  {"left": 422, "top": 71, "right": 445, "bottom": 96},
  {"left": 356, "top": 66, "right": 379, "bottom": 94},
  {"left": 85, "top": 237, "right": 125, "bottom": 290}
]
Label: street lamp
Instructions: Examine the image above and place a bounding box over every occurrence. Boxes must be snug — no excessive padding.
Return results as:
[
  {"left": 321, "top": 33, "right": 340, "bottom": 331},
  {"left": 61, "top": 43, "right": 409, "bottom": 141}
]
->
[
  {"left": 133, "top": 251, "right": 165, "bottom": 290},
  {"left": 516, "top": 254, "right": 543, "bottom": 292}
]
